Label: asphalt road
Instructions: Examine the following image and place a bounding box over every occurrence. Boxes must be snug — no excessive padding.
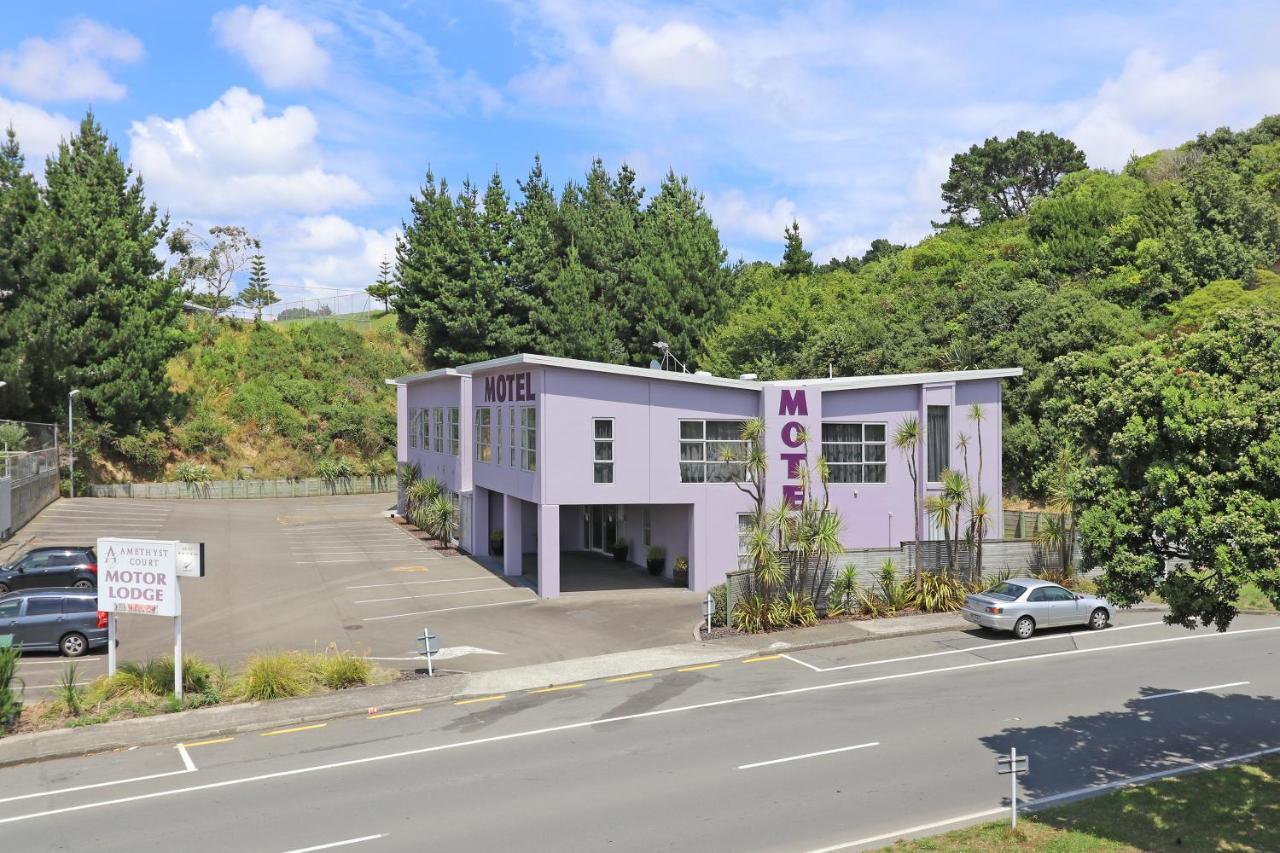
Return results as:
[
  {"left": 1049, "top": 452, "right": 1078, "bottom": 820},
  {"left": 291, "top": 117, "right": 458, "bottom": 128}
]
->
[{"left": 3, "top": 612, "right": 1278, "bottom": 852}]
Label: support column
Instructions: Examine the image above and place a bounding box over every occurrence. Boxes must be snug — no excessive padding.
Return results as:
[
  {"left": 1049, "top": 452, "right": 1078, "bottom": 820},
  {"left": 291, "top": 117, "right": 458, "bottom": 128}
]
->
[
  {"left": 689, "top": 501, "right": 706, "bottom": 592},
  {"left": 503, "top": 493, "right": 523, "bottom": 578},
  {"left": 537, "top": 503, "right": 561, "bottom": 599},
  {"left": 472, "top": 486, "right": 490, "bottom": 557}
]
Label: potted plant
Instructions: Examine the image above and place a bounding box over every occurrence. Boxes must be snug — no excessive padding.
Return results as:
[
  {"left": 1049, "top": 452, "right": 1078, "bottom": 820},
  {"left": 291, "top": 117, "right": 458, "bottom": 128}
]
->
[
  {"left": 646, "top": 546, "right": 666, "bottom": 576},
  {"left": 672, "top": 555, "right": 689, "bottom": 587},
  {"left": 490, "top": 529, "right": 504, "bottom": 556},
  {"left": 611, "top": 537, "right": 629, "bottom": 563}
]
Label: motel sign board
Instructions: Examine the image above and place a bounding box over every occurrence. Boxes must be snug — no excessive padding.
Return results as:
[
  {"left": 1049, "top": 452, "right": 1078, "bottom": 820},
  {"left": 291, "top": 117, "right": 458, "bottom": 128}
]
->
[{"left": 96, "top": 538, "right": 180, "bottom": 617}]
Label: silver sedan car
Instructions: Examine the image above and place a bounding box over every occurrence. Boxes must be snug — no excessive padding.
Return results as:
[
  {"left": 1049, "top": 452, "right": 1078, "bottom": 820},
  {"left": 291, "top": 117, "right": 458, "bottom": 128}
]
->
[{"left": 962, "top": 577, "right": 1111, "bottom": 639}]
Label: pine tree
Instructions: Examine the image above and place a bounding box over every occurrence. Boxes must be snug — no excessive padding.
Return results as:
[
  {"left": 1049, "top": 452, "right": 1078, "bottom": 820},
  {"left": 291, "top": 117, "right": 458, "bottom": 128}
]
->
[
  {"left": 238, "top": 253, "right": 279, "bottom": 320},
  {"left": 0, "top": 127, "right": 41, "bottom": 415},
  {"left": 513, "top": 155, "right": 562, "bottom": 350},
  {"left": 366, "top": 257, "right": 396, "bottom": 313},
  {"left": 780, "top": 219, "right": 814, "bottom": 277},
  {"left": 20, "top": 113, "right": 186, "bottom": 432}
]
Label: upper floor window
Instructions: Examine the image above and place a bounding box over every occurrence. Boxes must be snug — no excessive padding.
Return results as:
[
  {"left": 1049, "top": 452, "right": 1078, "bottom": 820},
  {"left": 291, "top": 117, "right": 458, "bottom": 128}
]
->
[
  {"left": 821, "top": 423, "right": 887, "bottom": 483},
  {"left": 927, "top": 405, "right": 950, "bottom": 482},
  {"left": 593, "top": 418, "right": 614, "bottom": 484},
  {"left": 679, "top": 420, "right": 748, "bottom": 483},
  {"left": 520, "top": 407, "right": 537, "bottom": 471},
  {"left": 448, "top": 407, "right": 460, "bottom": 456},
  {"left": 495, "top": 407, "right": 503, "bottom": 465},
  {"left": 409, "top": 408, "right": 419, "bottom": 448},
  {"left": 433, "top": 408, "right": 444, "bottom": 453},
  {"left": 509, "top": 405, "right": 517, "bottom": 466},
  {"left": 475, "top": 407, "right": 492, "bottom": 463}
]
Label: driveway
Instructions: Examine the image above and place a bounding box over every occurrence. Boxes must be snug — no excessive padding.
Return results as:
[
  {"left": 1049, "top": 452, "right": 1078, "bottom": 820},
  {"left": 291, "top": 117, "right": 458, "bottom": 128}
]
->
[{"left": 8, "top": 495, "right": 702, "bottom": 691}]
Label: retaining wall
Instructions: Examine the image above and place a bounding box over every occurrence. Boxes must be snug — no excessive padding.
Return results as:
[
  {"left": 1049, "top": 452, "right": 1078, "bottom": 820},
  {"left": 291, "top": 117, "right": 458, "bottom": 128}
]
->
[{"left": 87, "top": 476, "right": 395, "bottom": 500}]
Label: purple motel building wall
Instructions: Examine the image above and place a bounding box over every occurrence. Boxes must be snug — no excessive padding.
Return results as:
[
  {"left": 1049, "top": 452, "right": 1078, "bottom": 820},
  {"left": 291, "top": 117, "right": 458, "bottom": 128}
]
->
[{"left": 395, "top": 355, "right": 1019, "bottom": 599}]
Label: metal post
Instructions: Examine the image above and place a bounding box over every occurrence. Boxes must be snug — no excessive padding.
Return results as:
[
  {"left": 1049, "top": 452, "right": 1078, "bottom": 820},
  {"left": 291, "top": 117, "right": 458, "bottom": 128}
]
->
[
  {"left": 175, "top": 614, "right": 183, "bottom": 702},
  {"left": 705, "top": 592, "right": 713, "bottom": 633},
  {"left": 107, "top": 613, "right": 117, "bottom": 676},
  {"left": 1010, "top": 746, "right": 1018, "bottom": 829},
  {"left": 424, "top": 626, "right": 433, "bottom": 677},
  {"left": 67, "top": 394, "right": 74, "bottom": 498}
]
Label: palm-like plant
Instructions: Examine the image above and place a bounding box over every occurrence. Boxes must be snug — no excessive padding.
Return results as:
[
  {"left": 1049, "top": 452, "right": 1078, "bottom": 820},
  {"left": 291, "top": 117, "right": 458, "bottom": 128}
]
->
[
  {"left": 425, "top": 493, "right": 458, "bottom": 545},
  {"left": 893, "top": 417, "right": 922, "bottom": 545},
  {"left": 969, "top": 492, "right": 991, "bottom": 581}
]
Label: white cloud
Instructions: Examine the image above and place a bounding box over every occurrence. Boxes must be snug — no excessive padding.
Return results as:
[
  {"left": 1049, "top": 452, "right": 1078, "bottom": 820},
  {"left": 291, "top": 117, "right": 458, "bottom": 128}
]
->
[
  {"left": 0, "top": 18, "right": 143, "bottom": 101},
  {"left": 609, "top": 21, "right": 727, "bottom": 92},
  {"left": 213, "top": 5, "right": 333, "bottom": 90},
  {"left": 128, "top": 87, "right": 368, "bottom": 217},
  {"left": 262, "top": 214, "right": 397, "bottom": 303},
  {"left": 0, "top": 97, "right": 77, "bottom": 163},
  {"left": 705, "top": 188, "right": 804, "bottom": 244}
]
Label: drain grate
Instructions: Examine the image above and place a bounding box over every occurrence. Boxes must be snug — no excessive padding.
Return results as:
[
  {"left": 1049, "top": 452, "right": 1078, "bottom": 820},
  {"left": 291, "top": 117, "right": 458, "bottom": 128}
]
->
[{"left": 343, "top": 624, "right": 363, "bottom": 631}]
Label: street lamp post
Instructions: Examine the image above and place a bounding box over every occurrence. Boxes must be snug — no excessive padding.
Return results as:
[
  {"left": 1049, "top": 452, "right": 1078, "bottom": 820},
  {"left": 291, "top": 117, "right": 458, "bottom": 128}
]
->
[{"left": 68, "top": 389, "right": 80, "bottom": 498}]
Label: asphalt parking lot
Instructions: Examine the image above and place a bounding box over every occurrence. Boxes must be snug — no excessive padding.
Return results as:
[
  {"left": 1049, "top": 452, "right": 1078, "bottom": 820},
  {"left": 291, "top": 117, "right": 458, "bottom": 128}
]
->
[{"left": 6, "top": 495, "right": 701, "bottom": 690}]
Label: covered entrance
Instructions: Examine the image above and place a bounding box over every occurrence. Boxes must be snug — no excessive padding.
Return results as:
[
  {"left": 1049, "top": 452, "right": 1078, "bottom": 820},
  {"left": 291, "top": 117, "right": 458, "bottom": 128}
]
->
[{"left": 584, "top": 505, "right": 620, "bottom": 553}]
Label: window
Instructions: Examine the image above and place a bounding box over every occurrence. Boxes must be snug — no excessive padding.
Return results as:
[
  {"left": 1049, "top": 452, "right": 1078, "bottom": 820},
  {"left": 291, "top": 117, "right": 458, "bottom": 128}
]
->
[
  {"left": 737, "top": 513, "right": 754, "bottom": 569},
  {"left": 475, "top": 408, "right": 492, "bottom": 463},
  {"left": 509, "top": 406, "right": 516, "bottom": 466},
  {"left": 64, "top": 596, "right": 97, "bottom": 612},
  {"left": 593, "top": 419, "right": 614, "bottom": 483},
  {"left": 927, "top": 405, "right": 950, "bottom": 482},
  {"left": 448, "top": 407, "right": 460, "bottom": 456},
  {"left": 433, "top": 408, "right": 444, "bottom": 453},
  {"left": 409, "top": 408, "right": 418, "bottom": 449},
  {"left": 643, "top": 508, "right": 652, "bottom": 546},
  {"left": 1043, "top": 586, "right": 1076, "bottom": 602},
  {"left": 519, "top": 407, "right": 537, "bottom": 471},
  {"left": 0, "top": 600, "right": 18, "bottom": 619},
  {"left": 419, "top": 409, "right": 428, "bottom": 449},
  {"left": 679, "top": 420, "right": 748, "bottom": 483},
  {"left": 26, "top": 598, "right": 62, "bottom": 616},
  {"left": 821, "top": 423, "right": 887, "bottom": 483},
  {"left": 495, "top": 407, "right": 503, "bottom": 465}
]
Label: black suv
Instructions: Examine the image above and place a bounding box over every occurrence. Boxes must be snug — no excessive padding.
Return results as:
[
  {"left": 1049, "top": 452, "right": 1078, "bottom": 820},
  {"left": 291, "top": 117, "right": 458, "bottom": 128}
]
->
[{"left": 0, "top": 547, "right": 98, "bottom": 595}]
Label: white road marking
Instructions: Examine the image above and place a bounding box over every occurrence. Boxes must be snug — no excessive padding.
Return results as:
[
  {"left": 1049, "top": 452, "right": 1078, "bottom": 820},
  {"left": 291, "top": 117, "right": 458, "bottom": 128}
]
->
[
  {"left": 177, "top": 744, "right": 196, "bottom": 772},
  {"left": 805, "top": 807, "right": 1008, "bottom": 852},
  {"left": 1140, "top": 680, "right": 1251, "bottom": 701},
  {"left": 361, "top": 599, "right": 535, "bottom": 621},
  {"left": 278, "top": 834, "right": 387, "bottom": 853},
  {"left": 738, "top": 742, "right": 879, "bottom": 770},
  {"left": 296, "top": 557, "right": 439, "bottom": 565},
  {"left": 3, "top": 624, "right": 1276, "bottom": 828},
  {"left": 0, "top": 758, "right": 194, "bottom": 806},
  {"left": 345, "top": 578, "right": 491, "bottom": 590},
  {"left": 785, "top": 620, "right": 1168, "bottom": 673},
  {"left": 354, "top": 587, "right": 512, "bottom": 605},
  {"left": 290, "top": 549, "right": 425, "bottom": 556},
  {"left": 370, "top": 646, "right": 504, "bottom": 662},
  {"left": 24, "top": 680, "right": 94, "bottom": 690}
]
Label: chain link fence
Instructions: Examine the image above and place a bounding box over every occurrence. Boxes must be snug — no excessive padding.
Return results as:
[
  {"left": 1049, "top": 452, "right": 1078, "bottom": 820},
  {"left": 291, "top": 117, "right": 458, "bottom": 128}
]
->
[
  {"left": 220, "top": 291, "right": 383, "bottom": 325},
  {"left": 0, "top": 419, "right": 59, "bottom": 540}
]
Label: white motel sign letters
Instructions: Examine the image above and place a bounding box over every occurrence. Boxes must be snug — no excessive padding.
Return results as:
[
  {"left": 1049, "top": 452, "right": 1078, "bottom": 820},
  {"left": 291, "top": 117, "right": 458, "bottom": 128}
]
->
[{"left": 97, "top": 538, "right": 180, "bottom": 617}]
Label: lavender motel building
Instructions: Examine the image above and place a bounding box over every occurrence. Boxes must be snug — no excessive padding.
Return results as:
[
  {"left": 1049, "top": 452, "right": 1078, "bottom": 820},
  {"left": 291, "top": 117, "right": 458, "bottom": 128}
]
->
[{"left": 391, "top": 354, "right": 1022, "bottom": 599}]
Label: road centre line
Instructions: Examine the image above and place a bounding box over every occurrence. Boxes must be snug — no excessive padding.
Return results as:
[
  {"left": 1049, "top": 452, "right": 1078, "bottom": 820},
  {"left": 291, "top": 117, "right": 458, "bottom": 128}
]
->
[
  {"left": 0, "top": 766, "right": 195, "bottom": 806},
  {"left": 354, "top": 587, "right": 512, "bottom": 605},
  {"left": 279, "top": 834, "right": 388, "bottom": 853},
  {"left": 784, "top": 620, "right": 1168, "bottom": 674},
  {"left": 738, "top": 742, "right": 879, "bottom": 771},
  {"left": 1141, "top": 681, "right": 1250, "bottom": 700},
  {"left": 261, "top": 724, "right": 327, "bottom": 737},
  {"left": 345, "top": 578, "right": 489, "bottom": 590},
  {"left": 362, "top": 599, "right": 534, "bottom": 622},
  {"left": 4, "top": 625, "right": 1277, "bottom": 828}
]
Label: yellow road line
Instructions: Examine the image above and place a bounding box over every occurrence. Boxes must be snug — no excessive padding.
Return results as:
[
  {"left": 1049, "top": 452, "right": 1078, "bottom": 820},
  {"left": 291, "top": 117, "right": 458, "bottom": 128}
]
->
[
  {"left": 743, "top": 654, "right": 783, "bottom": 663},
  {"left": 260, "top": 723, "right": 327, "bottom": 737},
  {"left": 607, "top": 673, "right": 653, "bottom": 683},
  {"left": 180, "top": 737, "right": 234, "bottom": 748},
  {"left": 367, "top": 708, "right": 422, "bottom": 719},
  {"left": 530, "top": 683, "right": 585, "bottom": 694},
  {"left": 677, "top": 663, "right": 721, "bottom": 672},
  {"left": 455, "top": 695, "right": 506, "bottom": 705}
]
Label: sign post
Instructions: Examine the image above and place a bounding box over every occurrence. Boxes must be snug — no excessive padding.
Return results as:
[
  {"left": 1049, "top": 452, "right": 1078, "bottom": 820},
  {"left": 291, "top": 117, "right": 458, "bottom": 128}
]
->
[{"left": 996, "top": 747, "right": 1030, "bottom": 828}]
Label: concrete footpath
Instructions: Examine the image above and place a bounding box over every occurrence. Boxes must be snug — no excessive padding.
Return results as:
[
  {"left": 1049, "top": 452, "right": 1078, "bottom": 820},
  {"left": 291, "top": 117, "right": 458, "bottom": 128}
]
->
[{"left": 0, "top": 608, "right": 1157, "bottom": 768}]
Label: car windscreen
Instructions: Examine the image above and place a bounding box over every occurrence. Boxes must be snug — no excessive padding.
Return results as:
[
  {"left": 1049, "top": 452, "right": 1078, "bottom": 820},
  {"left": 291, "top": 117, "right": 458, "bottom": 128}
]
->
[{"left": 985, "top": 582, "right": 1027, "bottom": 601}]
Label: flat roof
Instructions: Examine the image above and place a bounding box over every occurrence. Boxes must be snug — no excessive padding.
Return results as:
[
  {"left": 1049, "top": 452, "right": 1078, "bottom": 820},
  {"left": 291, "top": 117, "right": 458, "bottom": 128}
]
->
[{"left": 391, "top": 353, "right": 1022, "bottom": 390}]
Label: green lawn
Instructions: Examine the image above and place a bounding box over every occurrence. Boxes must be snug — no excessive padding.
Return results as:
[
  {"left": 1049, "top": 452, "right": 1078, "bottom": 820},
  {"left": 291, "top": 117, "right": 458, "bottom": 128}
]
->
[
  {"left": 883, "top": 755, "right": 1280, "bottom": 851},
  {"left": 1145, "top": 581, "right": 1276, "bottom": 613}
]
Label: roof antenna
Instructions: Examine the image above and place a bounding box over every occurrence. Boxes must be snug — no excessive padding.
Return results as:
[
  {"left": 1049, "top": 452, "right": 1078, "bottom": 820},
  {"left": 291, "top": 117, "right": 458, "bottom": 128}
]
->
[{"left": 654, "top": 341, "right": 689, "bottom": 373}]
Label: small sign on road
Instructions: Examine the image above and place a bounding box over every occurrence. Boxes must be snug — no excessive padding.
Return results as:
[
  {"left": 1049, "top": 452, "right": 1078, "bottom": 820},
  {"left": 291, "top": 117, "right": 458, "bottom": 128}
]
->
[
  {"left": 996, "top": 754, "right": 1029, "bottom": 774},
  {"left": 996, "top": 747, "right": 1030, "bottom": 828}
]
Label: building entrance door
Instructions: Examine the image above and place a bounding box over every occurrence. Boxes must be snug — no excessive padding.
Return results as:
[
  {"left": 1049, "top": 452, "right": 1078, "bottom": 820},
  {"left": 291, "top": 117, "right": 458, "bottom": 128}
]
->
[{"left": 586, "top": 505, "right": 619, "bottom": 552}]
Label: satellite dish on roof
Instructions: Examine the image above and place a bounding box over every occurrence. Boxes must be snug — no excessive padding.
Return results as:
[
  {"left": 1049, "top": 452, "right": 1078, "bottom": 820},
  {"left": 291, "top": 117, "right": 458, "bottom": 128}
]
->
[{"left": 649, "top": 359, "right": 661, "bottom": 370}]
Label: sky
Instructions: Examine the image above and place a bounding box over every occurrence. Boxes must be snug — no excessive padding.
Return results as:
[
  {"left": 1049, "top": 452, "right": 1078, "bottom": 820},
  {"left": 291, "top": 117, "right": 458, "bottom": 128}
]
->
[{"left": 2, "top": 1, "right": 1279, "bottom": 307}]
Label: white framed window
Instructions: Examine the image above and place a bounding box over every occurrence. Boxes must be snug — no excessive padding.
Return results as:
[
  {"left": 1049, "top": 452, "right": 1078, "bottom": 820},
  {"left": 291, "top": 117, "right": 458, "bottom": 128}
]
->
[
  {"left": 475, "top": 408, "right": 492, "bottom": 463},
  {"left": 737, "top": 513, "right": 754, "bottom": 569},
  {"left": 433, "top": 407, "right": 444, "bottom": 453},
  {"left": 927, "top": 405, "right": 950, "bottom": 482},
  {"left": 520, "top": 407, "right": 537, "bottom": 471},
  {"left": 448, "top": 407, "right": 460, "bottom": 456},
  {"left": 408, "top": 408, "right": 418, "bottom": 448},
  {"left": 509, "top": 405, "right": 516, "bottom": 466},
  {"left": 821, "top": 423, "right": 887, "bottom": 483},
  {"left": 419, "top": 409, "right": 428, "bottom": 449},
  {"left": 679, "top": 420, "right": 748, "bottom": 483},
  {"left": 495, "top": 407, "right": 503, "bottom": 465},
  {"left": 593, "top": 418, "right": 613, "bottom": 484}
]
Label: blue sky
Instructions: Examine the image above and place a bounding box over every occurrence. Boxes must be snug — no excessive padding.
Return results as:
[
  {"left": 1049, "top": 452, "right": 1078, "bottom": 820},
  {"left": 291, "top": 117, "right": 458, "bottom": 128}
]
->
[{"left": 2, "top": 1, "right": 1279, "bottom": 306}]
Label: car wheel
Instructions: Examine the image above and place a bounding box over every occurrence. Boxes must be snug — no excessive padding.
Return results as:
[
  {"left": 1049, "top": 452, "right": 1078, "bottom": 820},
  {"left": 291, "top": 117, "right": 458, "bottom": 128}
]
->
[
  {"left": 72, "top": 579, "right": 94, "bottom": 590},
  {"left": 0, "top": 582, "right": 8, "bottom": 595},
  {"left": 1013, "top": 616, "right": 1036, "bottom": 639},
  {"left": 60, "top": 632, "right": 88, "bottom": 657},
  {"left": 1089, "top": 607, "right": 1109, "bottom": 630}
]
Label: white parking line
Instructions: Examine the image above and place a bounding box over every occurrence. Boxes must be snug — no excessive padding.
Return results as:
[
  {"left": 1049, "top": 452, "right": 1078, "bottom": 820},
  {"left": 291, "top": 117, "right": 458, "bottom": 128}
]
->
[
  {"left": 784, "top": 620, "right": 1168, "bottom": 674},
  {"left": 0, "top": 754, "right": 195, "bottom": 806},
  {"left": 361, "top": 599, "right": 534, "bottom": 621},
  {"left": 345, "top": 578, "right": 493, "bottom": 590},
  {"left": 290, "top": 549, "right": 425, "bottom": 556},
  {"left": 738, "top": 742, "right": 879, "bottom": 770},
  {"left": 1, "top": 626, "right": 1276, "bottom": 827},
  {"left": 296, "top": 557, "right": 439, "bottom": 565},
  {"left": 279, "top": 834, "right": 387, "bottom": 853},
  {"left": 804, "top": 807, "right": 1008, "bottom": 852},
  {"left": 1141, "top": 680, "right": 1250, "bottom": 701},
  {"left": 353, "top": 587, "right": 512, "bottom": 605}
]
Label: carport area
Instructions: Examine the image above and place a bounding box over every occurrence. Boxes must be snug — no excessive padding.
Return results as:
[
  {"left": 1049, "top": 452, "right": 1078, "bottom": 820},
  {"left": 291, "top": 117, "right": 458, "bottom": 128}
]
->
[{"left": 518, "top": 550, "right": 675, "bottom": 593}]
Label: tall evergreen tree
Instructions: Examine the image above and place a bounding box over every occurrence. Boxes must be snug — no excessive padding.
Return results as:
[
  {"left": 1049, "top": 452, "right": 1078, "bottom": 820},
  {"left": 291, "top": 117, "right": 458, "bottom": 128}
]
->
[
  {"left": 239, "top": 253, "right": 279, "bottom": 320},
  {"left": 20, "top": 113, "right": 186, "bottom": 432},
  {"left": 0, "top": 127, "right": 41, "bottom": 414},
  {"left": 780, "top": 219, "right": 814, "bottom": 277},
  {"left": 513, "top": 156, "right": 562, "bottom": 350},
  {"left": 366, "top": 257, "right": 396, "bottom": 313}
]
